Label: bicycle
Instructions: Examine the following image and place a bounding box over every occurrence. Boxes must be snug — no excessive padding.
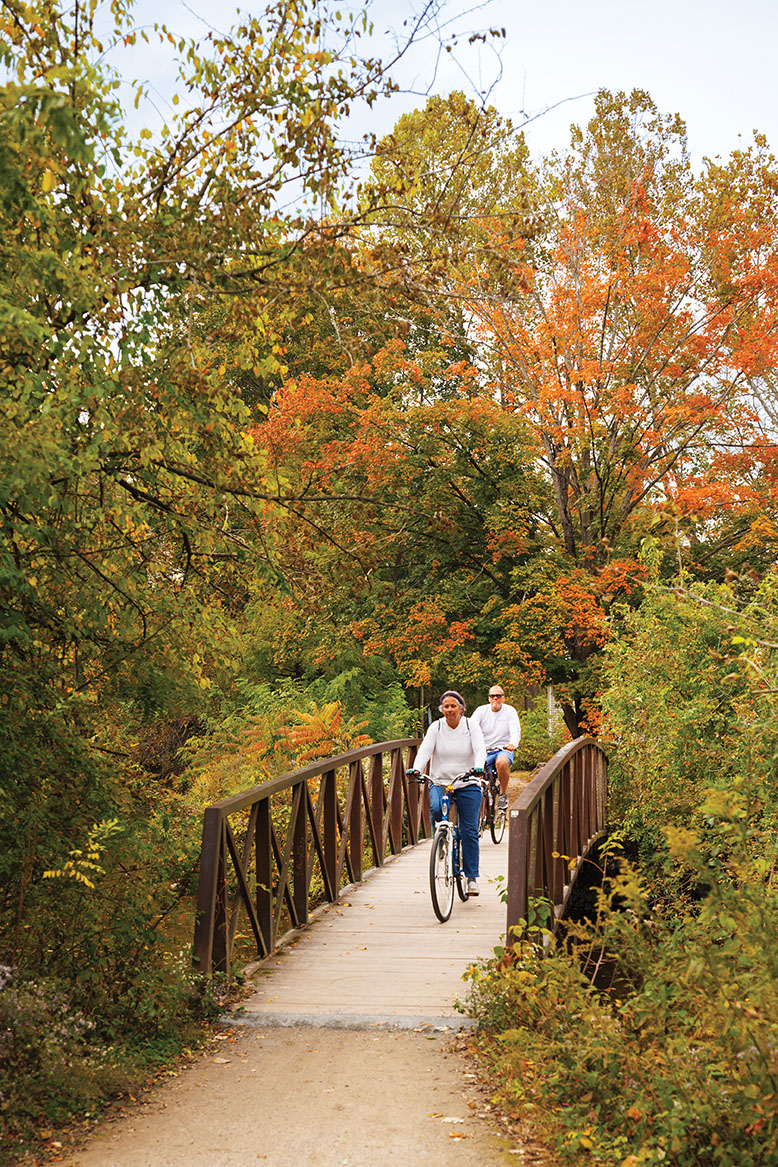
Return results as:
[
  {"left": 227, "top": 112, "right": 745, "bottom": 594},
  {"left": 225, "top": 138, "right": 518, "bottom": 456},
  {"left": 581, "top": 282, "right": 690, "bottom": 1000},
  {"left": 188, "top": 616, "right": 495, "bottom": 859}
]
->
[
  {"left": 407, "top": 770, "right": 480, "bottom": 922},
  {"left": 482, "top": 756, "right": 507, "bottom": 844}
]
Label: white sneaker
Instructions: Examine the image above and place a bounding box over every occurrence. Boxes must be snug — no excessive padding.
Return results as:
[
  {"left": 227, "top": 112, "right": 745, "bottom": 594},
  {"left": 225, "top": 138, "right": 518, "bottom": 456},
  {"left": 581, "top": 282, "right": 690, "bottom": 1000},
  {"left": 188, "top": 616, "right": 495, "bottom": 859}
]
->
[
  {"left": 497, "top": 794, "right": 508, "bottom": 811},
  {"left": 467, "top": 879, "right": 480, "bottom": 897}
]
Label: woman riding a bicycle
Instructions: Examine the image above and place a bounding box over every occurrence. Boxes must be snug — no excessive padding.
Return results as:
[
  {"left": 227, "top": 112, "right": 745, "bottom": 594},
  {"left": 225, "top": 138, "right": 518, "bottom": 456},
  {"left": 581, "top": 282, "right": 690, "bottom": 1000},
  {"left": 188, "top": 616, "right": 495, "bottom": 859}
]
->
[{"left": 408, "top": 690, "right": 486, "bottom": 897}]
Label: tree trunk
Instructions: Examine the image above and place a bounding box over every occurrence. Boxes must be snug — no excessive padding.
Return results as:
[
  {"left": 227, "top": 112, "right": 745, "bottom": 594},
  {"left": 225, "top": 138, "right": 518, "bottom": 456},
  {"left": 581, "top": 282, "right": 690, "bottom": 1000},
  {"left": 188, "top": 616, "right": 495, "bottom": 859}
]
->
[{"left": 561, "top": 697, "right": 584, "bottom": 739}]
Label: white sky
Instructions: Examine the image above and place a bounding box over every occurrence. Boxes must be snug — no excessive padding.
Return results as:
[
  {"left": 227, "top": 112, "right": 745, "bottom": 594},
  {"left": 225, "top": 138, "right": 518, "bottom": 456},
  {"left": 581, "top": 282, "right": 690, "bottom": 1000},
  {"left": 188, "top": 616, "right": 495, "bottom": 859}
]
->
[{"left": 106, "top": 0, "right": 778, "bottom": 167}]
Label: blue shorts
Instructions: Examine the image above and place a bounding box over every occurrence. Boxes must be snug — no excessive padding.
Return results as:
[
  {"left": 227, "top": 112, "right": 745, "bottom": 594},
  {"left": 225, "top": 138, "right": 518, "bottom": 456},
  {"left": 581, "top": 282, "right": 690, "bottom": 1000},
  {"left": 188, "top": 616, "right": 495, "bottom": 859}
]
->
[{"left": 486, "top": 748, "right": 515, "bottom": 769}]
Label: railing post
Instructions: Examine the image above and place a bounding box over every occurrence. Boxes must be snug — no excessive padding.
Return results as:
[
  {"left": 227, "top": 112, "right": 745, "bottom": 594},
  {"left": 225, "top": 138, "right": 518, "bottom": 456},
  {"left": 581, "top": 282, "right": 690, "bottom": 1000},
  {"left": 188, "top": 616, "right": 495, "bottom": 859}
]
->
[
  {"left": 256, "top": 798, "right": 272, "bottom": 955},
  {"left": 291, "top": 781, "right": 308, "bottom": 926},
  {"left": 571, "top": 752, "right": 581, "bottom": 856},
  {"left": 421, "top": 781, "right": 431, "bottom": 838},
  {"left": 322, "top": 769, "right": 338, "bottom": 898},
  {"left": 542, "top": 786, "right": 554, "bottom": 901},
  {"left": 369, "top": 754, "right": 384, "bottom": 864},
  {"left": 349, "top": 760, "right": 363, "bottom": 882},
  {"left": 389, "top": 748, "right": 404, "bottom": 852},
  {"left": 408, "top": 751, "right": 419, "bottom": 844},
  {"left": 585, "top": 744, "right": 596, "bottom": 839},
  {"left": 529, "top": 812, "right": 541, "bottom": 900},
  {"left": 212, "top": 818, "right": 229, "bottom": 975}
]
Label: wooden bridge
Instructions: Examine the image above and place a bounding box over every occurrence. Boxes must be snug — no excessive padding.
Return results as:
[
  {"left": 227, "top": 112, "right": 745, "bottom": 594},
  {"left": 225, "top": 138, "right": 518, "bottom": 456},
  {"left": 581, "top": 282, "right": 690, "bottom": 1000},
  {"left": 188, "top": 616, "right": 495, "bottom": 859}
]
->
[
  {"left": 193, "top": 736, "right": 609, "bottom": 1001},
  {"left": 56, "top": 741, "right": 607, "bottom": 1167}
]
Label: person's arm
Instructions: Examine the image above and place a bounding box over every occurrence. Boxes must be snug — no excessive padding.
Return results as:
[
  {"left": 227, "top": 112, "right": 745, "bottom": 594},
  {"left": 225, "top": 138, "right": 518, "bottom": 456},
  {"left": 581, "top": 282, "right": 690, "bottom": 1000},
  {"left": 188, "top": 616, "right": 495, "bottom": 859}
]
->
[
  {"left": 412, "top": 722, "right": 437, "bottom": 775},
  {"left": 506, "top": 706, "right": 521, "bottom": 749},
  {"left": 469, "top": 719, "right": 487, "bottom": 770}
]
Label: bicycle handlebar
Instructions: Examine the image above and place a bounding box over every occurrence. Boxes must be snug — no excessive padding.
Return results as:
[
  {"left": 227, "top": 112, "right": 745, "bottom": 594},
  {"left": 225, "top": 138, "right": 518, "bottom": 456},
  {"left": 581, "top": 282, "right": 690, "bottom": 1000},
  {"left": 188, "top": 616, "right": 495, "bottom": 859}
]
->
[{"left": 406, "top": 768, "right": 484, "bottom": 790}]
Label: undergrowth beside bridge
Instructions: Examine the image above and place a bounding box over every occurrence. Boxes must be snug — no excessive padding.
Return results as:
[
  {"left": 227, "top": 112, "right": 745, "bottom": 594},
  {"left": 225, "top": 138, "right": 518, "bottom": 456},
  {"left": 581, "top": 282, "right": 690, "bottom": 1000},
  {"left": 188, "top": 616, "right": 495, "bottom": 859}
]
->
[
  {"left": 466, "top": 819, "right": 778, "bottom": 1166},
  {"left": 463, "top": 584, "right": 778, "bottom": 1167}
]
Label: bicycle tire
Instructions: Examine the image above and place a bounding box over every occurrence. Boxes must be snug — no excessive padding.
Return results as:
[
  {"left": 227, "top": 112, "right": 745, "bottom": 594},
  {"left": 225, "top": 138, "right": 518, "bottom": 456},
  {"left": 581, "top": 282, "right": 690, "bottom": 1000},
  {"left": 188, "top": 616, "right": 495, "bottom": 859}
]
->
[
  {"left": 490, "top": 803, "right": 507, "bottom": 844},
  {"left": 453, "top": 831, "right": 469, "bottom": 901},
  {"left": 429, "top": 830, "right": 455, "bottom": 922},
  {"left": 477, "top": 785, "right": 488, "bottom": 837}
]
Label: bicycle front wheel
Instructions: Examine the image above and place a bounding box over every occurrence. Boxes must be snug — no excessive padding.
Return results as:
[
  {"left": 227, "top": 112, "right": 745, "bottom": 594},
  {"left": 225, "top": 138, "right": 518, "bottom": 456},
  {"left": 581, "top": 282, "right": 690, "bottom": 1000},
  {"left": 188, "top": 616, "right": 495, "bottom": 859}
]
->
[
  {"left": 453, "top": 830, "right": 469, "bottom": 901},
  {"left": 429, "top": 830, "right": 455, "bottom": 922},
  {"left": 455, "top": 870, "right": 469, "bottom": 901},
  {"left": 477, "top": 787, "right": 488, "bottom": 837}
]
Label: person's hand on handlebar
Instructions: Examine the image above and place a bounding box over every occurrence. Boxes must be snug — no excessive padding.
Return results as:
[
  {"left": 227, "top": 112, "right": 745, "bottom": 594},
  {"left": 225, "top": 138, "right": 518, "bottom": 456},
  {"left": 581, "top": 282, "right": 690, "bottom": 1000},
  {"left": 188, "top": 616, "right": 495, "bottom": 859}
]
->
[
  {"left": 406, "top": 767, "right": 421, "bottom": 778},
  {"left": 472, "top": 766, "right": 484, "bottom": 775}
]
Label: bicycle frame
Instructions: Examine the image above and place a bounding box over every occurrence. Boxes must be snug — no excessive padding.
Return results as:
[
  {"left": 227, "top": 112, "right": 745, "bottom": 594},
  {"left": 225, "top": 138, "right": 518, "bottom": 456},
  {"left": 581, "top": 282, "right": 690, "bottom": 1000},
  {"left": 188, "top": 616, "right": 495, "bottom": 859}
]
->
[
  {"left": 437, "top": 788, "right": 467, "bottom": 880},
  {"left": 425, "top": 778, "right": 471, "bottom": 921},
  {"left": 482, "top": 758, "right": 507, "bottom": 844}
]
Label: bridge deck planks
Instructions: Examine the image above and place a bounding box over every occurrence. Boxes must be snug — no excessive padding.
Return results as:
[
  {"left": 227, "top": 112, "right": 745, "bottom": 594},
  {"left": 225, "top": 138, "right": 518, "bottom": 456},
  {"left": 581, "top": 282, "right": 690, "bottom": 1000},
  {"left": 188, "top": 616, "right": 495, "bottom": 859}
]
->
[{"left": 236, "top": 834, "right": 509, "bottom": 1025}]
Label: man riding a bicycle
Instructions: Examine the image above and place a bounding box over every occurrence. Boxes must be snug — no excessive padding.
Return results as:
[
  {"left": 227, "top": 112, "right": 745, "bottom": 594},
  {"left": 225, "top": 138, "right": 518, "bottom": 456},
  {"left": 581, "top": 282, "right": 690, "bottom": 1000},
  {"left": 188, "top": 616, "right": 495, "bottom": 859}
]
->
[
  {"left": 471, "top": 685, "right": 521, "bottom": 812},
  {"left": 407, "top": 690, "right": 486, "bottom": 897}
]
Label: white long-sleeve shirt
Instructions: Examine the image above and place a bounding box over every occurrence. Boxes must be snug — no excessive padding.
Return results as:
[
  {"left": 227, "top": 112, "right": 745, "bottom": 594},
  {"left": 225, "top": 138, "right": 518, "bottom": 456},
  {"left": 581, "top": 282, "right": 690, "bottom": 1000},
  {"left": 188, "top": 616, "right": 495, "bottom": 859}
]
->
[
  {"left": 413, "top": 716, "right": 486, "bottom": 786},
  {"left": 471, "top": 703, "right": 521, "bottom": 751}
]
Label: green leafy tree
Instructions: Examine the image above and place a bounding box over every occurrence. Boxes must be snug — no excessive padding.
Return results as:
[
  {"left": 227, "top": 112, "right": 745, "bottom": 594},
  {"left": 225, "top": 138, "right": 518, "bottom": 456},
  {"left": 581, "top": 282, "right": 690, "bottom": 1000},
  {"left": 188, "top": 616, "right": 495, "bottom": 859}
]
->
[{"left": 0, "top": 0, "right": 426, "bottom": 989}]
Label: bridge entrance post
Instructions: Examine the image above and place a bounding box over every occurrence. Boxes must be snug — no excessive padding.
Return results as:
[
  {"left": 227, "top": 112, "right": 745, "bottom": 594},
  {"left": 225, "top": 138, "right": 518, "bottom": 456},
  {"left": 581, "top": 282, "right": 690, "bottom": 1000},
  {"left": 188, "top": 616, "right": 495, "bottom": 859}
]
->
[
  {"left": 193, "top": 807, "right": 228, "bottom": 974},
  {"left": 507, "top": 809, "right": 528, "bottom": 943}
]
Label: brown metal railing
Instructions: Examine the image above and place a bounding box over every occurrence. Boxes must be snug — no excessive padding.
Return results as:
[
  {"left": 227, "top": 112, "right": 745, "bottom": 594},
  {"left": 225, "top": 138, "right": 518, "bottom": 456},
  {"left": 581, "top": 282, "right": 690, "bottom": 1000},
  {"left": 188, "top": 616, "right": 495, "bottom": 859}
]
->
[
  {"left": 192, "top": 739, "right": 424, "bottom": 975},
  {"left": 506, "top": 737, "right": 608, "bottom": 938}
]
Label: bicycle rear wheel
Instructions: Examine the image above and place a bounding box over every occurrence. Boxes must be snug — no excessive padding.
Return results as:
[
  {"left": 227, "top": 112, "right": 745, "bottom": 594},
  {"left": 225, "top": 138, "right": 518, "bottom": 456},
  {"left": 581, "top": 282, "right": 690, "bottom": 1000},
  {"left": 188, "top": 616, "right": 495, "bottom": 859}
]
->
[
  {"left": 429, "top": 830, "right": 455, "bottom": 922},
  {"left": 490, "top": 801, "right": 507, "bottom": 844}
]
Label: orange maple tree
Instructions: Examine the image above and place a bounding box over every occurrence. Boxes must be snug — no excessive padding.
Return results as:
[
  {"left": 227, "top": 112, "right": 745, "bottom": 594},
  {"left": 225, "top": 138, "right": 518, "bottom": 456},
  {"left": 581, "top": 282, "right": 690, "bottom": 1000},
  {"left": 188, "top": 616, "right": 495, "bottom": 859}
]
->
[
  {"left": 457, "top": 97, "right": 778, "bottom": 573},
  {"left": 238, "top": 91, "right": 778, "bottom": 734}
]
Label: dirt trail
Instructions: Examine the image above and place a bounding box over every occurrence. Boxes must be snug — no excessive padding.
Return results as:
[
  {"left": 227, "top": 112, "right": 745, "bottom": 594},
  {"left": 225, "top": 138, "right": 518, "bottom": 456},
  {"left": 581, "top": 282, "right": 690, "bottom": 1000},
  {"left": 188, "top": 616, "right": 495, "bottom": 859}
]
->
[{"left": 58, "top": 1027, "right": 534, "bottom": 1167}]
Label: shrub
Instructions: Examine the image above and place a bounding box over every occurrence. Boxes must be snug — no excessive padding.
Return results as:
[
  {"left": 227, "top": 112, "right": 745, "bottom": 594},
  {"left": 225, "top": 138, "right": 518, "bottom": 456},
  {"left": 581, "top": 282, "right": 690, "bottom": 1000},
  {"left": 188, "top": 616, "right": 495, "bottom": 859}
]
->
[
  {"left": 0, "top": 966, "right": 123, "bottom": 1158},
  {"left": 600, "top": 585, "right": 777, "bottom": 867},
  {"left": 514, "top": 703, "right": 569, "bottom": 772},
  {"left": 0, "top": 957, "right": 230, "bottom": 1160},
  {"left": 465, "top": 797, "right": 778, "bottom": 1167}
]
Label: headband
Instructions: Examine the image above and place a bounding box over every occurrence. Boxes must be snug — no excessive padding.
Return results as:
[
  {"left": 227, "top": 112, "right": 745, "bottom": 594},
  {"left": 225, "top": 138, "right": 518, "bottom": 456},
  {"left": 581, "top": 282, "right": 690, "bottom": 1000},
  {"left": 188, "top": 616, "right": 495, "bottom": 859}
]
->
[{"left": 439, "top": 689, "right": 466, "bottom": 713}]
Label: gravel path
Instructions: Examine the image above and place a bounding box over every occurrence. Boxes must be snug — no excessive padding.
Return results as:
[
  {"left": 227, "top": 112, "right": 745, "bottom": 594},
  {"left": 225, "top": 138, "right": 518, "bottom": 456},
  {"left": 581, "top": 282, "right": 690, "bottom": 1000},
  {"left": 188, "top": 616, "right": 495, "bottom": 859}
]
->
[{"left": 59, "top": 1028, "right": 521, "bottom": 1167}]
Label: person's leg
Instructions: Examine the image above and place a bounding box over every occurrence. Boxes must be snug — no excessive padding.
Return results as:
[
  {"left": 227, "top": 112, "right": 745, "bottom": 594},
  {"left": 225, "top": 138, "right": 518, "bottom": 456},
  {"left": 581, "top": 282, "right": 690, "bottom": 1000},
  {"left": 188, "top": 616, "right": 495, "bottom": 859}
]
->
[
  {"left": 485, "top": 748, "right": 499, "bottom": 776},
  {"left": 495, "top": 751, "right": 511, "bottom": 794},
  {"left": 428, "top": 783, "right": 445, "bottom": 828},
  {"left": 456, "top": 784, "right": 482, "bottom": 880}
]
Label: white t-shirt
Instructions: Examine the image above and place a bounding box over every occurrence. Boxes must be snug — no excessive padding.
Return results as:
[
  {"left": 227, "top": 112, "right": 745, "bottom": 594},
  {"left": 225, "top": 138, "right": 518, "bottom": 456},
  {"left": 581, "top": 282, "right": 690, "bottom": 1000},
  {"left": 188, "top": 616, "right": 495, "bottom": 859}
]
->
[
  {"left": 413, "top": 716, "right": 487, "bottom": 786},
  {"left": 471, "top": 703, "right": 521, "bottom": 752}
]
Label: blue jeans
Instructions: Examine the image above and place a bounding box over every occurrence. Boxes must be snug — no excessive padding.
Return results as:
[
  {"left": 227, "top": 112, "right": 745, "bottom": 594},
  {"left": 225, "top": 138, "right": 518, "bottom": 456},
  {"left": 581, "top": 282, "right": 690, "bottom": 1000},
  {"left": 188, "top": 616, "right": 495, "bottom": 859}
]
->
[{"left": 429, "top": 783, "right": 482, "bottom": 880}]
